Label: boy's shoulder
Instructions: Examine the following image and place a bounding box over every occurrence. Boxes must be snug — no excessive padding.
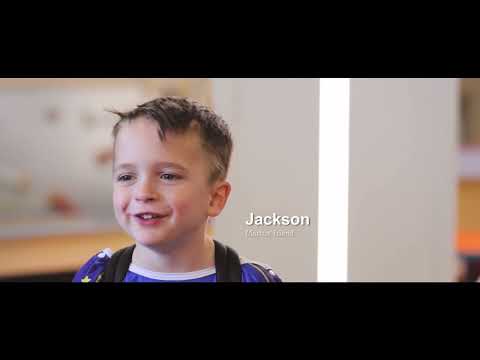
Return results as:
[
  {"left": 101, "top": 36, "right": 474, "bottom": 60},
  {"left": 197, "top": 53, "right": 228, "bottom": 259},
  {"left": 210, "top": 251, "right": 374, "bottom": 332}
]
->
[
  {"left": 72, "top": 248, "right": 112, "bottom": 283},
  {"left": 239, "top": 258, "right": 282, "bottom": 282},
  {"left": 72, "top": 248, "right": 282, "bottom": 283}
]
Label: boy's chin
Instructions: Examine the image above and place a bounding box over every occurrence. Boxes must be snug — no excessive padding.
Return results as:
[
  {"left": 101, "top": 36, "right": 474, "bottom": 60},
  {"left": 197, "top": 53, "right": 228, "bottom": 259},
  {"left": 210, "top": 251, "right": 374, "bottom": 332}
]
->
[{"left": 131, "top": 232, "right": 172, "bottom": 248}]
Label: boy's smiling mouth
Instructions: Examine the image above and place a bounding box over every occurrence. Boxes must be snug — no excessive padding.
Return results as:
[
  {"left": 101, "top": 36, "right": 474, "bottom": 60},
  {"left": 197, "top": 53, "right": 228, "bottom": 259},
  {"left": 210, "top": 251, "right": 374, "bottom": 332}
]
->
[
  {"left": 130, "top": 212, "right": 169, "bottom": 226},
  {"left": 135, "top": 212, "right": 163, "bottom": 220}
]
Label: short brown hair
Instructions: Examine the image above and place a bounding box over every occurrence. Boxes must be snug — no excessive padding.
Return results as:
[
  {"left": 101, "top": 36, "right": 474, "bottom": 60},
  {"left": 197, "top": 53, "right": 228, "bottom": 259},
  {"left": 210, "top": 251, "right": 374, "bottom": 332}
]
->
[{"left": 110, "top": 96, "right": 233, "bottom": 183}]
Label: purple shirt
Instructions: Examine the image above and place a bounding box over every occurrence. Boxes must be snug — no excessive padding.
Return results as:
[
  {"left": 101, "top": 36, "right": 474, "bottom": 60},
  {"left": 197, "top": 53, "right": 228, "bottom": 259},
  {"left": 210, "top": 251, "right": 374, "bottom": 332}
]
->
[{"left": 73, "top": 248, "right": 282, "bottom": 283}]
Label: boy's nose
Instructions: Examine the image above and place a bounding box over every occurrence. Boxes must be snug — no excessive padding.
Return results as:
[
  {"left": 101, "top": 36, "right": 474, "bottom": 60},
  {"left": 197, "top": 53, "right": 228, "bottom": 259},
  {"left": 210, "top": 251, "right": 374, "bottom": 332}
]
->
[
  {"left": 135, "top": 193, "right": 155, "bottom": 202},
  {"left": 134, "top": 181, "right": 158, "bottom": 202}
]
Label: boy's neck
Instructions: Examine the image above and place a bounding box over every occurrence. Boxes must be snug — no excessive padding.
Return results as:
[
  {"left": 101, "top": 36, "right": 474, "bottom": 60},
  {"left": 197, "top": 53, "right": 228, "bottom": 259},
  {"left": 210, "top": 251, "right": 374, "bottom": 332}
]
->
[{"left": 131, "top": 231, "right": 215, "bottom": 273}]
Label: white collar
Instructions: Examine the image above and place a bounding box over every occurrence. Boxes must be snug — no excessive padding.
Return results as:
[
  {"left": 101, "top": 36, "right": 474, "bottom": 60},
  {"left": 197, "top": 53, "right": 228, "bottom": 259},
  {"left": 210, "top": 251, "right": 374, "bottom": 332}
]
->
[{"left": 128, "top": 263, "right": 217, "bottom": 281}]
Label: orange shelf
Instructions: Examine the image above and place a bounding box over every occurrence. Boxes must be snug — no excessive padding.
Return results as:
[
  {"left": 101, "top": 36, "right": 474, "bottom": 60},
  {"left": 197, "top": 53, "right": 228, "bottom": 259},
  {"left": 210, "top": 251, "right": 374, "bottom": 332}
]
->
[
  {"left": 457, "top": 231, "right": 480, "bottom": 255},
  {"left": 0, "top": 231, "right": 133, "bottom": 278}
]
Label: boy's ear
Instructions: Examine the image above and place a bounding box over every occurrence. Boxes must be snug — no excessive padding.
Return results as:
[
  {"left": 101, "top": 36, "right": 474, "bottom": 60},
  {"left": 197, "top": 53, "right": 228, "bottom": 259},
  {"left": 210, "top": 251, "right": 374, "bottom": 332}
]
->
[{"left": 208, "top": 180, "right": 231, "bottom": 217}]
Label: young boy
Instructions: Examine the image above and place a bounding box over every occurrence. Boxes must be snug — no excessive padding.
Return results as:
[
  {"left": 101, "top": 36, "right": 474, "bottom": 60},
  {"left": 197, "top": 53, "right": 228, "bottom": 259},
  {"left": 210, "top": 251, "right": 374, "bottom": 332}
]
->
[{"left": 73, "top": 96, "right": 281, "bottom": 282}]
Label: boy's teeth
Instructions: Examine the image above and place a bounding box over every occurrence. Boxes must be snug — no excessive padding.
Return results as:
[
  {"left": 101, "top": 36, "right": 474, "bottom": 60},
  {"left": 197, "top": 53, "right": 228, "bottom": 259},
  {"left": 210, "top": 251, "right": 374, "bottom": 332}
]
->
[{"left": 139, "top": 214, "right": 158, "bottom": 220}]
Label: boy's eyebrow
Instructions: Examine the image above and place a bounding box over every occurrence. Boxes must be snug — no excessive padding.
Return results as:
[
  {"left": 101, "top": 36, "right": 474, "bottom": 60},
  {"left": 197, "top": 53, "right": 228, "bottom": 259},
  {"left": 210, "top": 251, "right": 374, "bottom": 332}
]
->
[
  {"left": 114, "top": 162, "right": 187, "bottom": 173},
  {"left": 114, "top": 163, "right": 136, "bottom": 173},
  {"left": 153, "top": 162, "right": 188, "bottom": 171}
]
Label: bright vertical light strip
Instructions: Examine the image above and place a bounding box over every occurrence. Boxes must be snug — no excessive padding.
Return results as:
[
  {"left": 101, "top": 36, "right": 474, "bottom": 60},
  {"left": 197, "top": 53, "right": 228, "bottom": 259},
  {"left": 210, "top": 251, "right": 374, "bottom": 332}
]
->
[{"left": 318, "top": 78, "right": 350, "bottom": 282}]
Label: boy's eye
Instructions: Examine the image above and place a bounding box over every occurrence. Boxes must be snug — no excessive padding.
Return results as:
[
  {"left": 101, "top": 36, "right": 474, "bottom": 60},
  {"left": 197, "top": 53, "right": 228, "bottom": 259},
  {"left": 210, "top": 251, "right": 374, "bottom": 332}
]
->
[
  {"left": 117, "top": 174, "right": 134, "bottom": 182},
  {"left": 160, "top": 173, "right": 179, "bottom": 181}
]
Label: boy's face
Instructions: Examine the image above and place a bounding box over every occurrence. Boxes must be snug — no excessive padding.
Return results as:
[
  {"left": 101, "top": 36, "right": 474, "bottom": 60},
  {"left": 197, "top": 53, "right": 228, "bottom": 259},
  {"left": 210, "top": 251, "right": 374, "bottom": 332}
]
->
[{"left": 112, "top": 117, "right": 226, "bottom": 249}]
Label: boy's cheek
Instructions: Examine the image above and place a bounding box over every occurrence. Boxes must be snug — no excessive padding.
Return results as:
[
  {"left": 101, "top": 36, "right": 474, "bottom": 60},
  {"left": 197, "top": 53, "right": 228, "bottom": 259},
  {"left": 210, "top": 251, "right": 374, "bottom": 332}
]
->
[
  {"left": 172, "top": 194, "right": 209, "bottom": 219},
  {"left": 112, "top": 200, "right": 126, "bottom": 218},
  {"left": 171, "top": 197, "right": 203, "bottom": 219},
  {"left": 113, "top": 191, "right": 129, "bottom": 214},
  {"left": 172, "top": 200, "right": 191, "bottom": 217}
]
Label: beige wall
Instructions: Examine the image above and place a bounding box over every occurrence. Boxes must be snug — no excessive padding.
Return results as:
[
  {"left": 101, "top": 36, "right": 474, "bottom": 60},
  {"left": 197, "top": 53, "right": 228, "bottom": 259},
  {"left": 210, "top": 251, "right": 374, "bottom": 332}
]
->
[
  {"left": 212, "top": 79, "right": 319, "bottom": 282},
  {"left": 348, "top": 78, "right": 458, "bottom": 281}
]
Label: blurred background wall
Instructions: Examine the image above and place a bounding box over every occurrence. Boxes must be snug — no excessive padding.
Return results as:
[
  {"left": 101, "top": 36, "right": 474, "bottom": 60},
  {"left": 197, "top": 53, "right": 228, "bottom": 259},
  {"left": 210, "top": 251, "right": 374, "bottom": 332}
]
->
[
  {"left": 214, "top": 78, "right": 459, "bottom": 282},
  {"left": 348, "top": 78, "right": 458, "bottom": 281},
  {"left": 212, "top": 79, "right": 319, "bottom": 282}
]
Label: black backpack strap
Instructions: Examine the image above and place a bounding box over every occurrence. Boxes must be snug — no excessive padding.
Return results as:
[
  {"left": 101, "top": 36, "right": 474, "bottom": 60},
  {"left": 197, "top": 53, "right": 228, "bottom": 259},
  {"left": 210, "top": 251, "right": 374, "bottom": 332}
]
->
[
  {"left": 102, "top": 245, "right": 136, "bottom": 282},
  {"left": 214, "top": 240, "right": 242, "bottom": 282},
  {"left": 249, "top": 263, "right": 273, "bottom": 282}
]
